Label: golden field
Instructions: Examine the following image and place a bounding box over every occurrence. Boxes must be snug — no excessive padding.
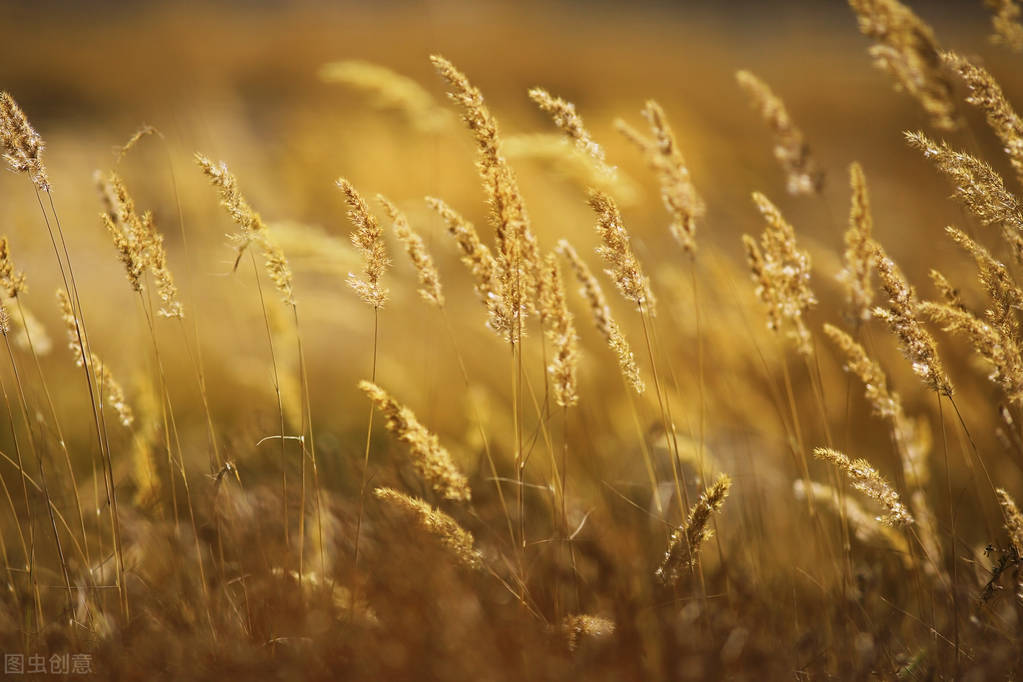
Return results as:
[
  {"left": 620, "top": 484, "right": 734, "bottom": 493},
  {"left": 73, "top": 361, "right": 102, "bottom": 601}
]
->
[{"left": 1, "top": 0, "right": 1023, "bottom": 678}]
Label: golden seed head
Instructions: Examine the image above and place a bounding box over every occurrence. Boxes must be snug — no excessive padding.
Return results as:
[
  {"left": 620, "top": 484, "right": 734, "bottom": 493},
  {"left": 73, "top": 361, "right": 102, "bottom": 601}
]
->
[
  {"left": 373, "top": 487, "right": 482, "bottom": 570},
  {"left": 379, "top": 195, "right": 444, "bottom": 308},
  {"left": 837, "top": 163, "right": 875, "bottom": 321},
  {"left": 590, "top": 190, "right": 656, "bottom": 314},
  {"left": 0, "top": 92, "right": 49, "bottom": 190},
  {"left": 617, "top": 101, "right": 704, "bottom": 252},
  {"left": 657, "top": 473, "right": 731, "bottom": 586},
  {"left": 848, "top": 0, "right": 959, "bottom": 130},
  {"left": 528, "top": 87, "right": 610, "bottom": 172},
  {"left": 813, "top": 447, "right": 913, "bottom": 527},
  {"left": 0, "top": 236, "right": 27, "bottom": 299},
  {"left": 337, "top": 177, "right": 389, "bottom": 309},
  {"left": 905, "top": 131, "right": 1023, "bottom": 236},
  {"left": 996, "top": 488, "right": 1023, "bottom": 556},
  {"left": 983, "top": 0, "right": 1023, "bottom": 52},
  {"left": 873, "top": 244, "right": 953, "bottom": 396},
  {"left": 360, "top": 380, "right": 471, "bottom": 502},
  {"left": 744, "top": 192, "right": 816, "bottom": 355},
  {"left": 736, "top": 70, "right": 824, "bottom": 195},
  {"left": 539, "top": 253, "right": 580, "bottom": 408}
]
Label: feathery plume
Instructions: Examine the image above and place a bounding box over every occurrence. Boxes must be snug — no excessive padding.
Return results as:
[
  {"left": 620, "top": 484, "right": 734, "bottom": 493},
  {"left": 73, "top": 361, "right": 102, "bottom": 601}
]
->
[
  {"left": 426, "top": 196, "right": 511, "bottom": 336},
  {"left": 837, "top": 163, "right": 875, "bottom": 321},
  {"left": 373, "top": 487, "right": 482, "bottom": 569},
  {"left": 319, "top": 60, "right": 452, "bottom": 133},
  {"left": 873, "top": 244, "right": 953, "bottom": 396},
  {"left": 943, "top": 52, "right": 1023, "bottom": 184},
  {"left": 919, "top": 301, "right": 1023, "bottom": 403},
  {"left": 0, "top": 92, "right": 49, "bottom": 190},
  {"left": 996, "top": 488, "right": 1023, "bottom": 555},
  {"left": 945, "top": 226, "right": 1023, "bottom": 323},
  {"left": 616, "top": 101, "right": 704, "bottom": 253},
  {"left": 743, "top": 193, "right": 817, "bottom": 355},
  {"left": 0, "top": 236, "right": 27, "bottom": 299},
  {"left": 656, "top": 474, "right": 731, "bottom": 586},
  {"left": 378, "top": 195, "right": 444, "bottom": 307},
  {"left": 196, "top": 154, "right": 294, "bottom": 304},
  {"left": 847, "top": 0, "right": 959, "bottom": 130},
  {"left": 431, "top": 55, "right": 541, "bottom": 336},
  {"left": 823, "top": 323, "right": 931, "bottom": 487},
  {"left": 539, "top": 253, "right": 580, "bottom": 407},
  {"left": 984, "top": 0, "right": 1023, "bottom": 51},
  {"left": 360, "top": 381, "right": 471, "bottom": 502},
  {"left": 735, "top": 70, "right": 824, "bottom": 195},
  {"left": 115, "top": 124, "right": 159, "bottom": 165},
  {"left": 904, "top": 131, "right": 1023, "bottom": 236},
  {"left": 100, "top": 172, "right": 183, "bottom": 317},
  {"left": 590, "top": 190, "right": 657, "bottom": 315},
  {"left": 813, "top": 447, "right": 913, "bottom": 527},
  {"left": 557, "top": 239, "right": 644, "bottom": 394},
  {"left": 528, "top": 88, "right": 611, "bottom": 173},
  {"left": 58, "top": 289, "right": 133, "bottom": 427},
  {"left": 337, "top": 178, "right": 389, "bottom": 310}
]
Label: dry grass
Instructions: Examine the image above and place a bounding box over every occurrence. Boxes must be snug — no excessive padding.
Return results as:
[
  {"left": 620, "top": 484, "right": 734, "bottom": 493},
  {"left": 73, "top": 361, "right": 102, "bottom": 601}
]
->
[{"left": 2, "top": 2, "right": 1023, "bottom": 679}]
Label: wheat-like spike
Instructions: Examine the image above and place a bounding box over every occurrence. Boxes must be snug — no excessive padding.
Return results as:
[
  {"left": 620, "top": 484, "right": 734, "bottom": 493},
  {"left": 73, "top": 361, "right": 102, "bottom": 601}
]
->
[
  {"left": 528, "top": 88, "right": 610, "bottom": 171},
  {"left": 837, "top": 163, "right": 875, "bottom": 321},
  {"left": 360, "top": 381, "right": 471, "bottom": 502},
  {"left": 848, "top": 0, "right": 959, "bottom": 130},
  {"left": 337, "top": 178, "right": 389, "bottom": 310},
  {"left": 561, "top": 614, "right": 615, "bottom": 651},
  {"left": 0, "top": 236, "right": 27, "bottom": 299},
  {"left": 996, "top": 488, "right": 1023, "bottom": 555},
  {"left": 0, "top": 92, "right": 49, "bottom": 190},
  {"left": 813, "top": 447, "right": 913, "bottom": 527},
  {"left": 318, "top": 60, "right": 452, "bottom": 133},
  {"left": 905, "top": 131, "right": 1023, "bottom": 237},
  {"left": 556, "top": 239, "right": 644, "bottom": 394},
  {"left": 794, "top": 480, "right": 910, "bottom": 560},
  {"left": 141, "top": 212, "right": 183, "bottom": 319},
  {"left": 58, "top": 289, "right": 133, "bottom": 427},
  {"left": 378, "top": 195, "right": 444, "bottom": 307},
  {"left": 373, "top": 487, "right": 482, "bottom": 569},
  {"left": 873, "top": 244, "right": 953, "bottom": 396},
  {"left": 824, "top": 323, "right": 901, "bottom": 421},
  {"left": 920, "top": 301, "right": 1023, "bottom": 403},
  {"left": 943, "top": 52, "right": 1023, "bottom": 184},
  {"left": 590, "top": 190, "right": 657, "bottom": 315},
  {"left": 735, "top": 70, "right": 824, "bottom": 196},
  {"left": 984, "top": 0, "right": 1023, "bottom": 51},
  {"left": 196, "top": 154, "right": 294, "bottom": 304},
  {"left": 425, "top": 196, "right": 512, "bottom": 337},
  {"left": 539, "top": 253, "right": 580, "bottom": 408},
  {"left": 823, "top": 323, "right": 930, "bottom": 487},
  {"left": 616, "top": 101, "right": 704, "bottom": 253},
  {"left": 656, "top": 473, "right": 731, "bottom": 586},
  {"left": 744, "top": 192, "right": 817, "bottom": 355},
  {"left": 101, "top": 172, "right": 183, "bottom": 316},
  {"left": 431, "top": 55, "right": 542, "bottom": 334},
  {"left": 945, "top": 226, "right": 1023, "bottom": 325}
]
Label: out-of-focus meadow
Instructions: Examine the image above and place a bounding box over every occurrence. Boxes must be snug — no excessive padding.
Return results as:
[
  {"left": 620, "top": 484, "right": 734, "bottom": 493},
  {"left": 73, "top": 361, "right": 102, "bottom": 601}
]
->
[{"left": 2, "top": 0, "right": 1023, "bottom": 678}]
